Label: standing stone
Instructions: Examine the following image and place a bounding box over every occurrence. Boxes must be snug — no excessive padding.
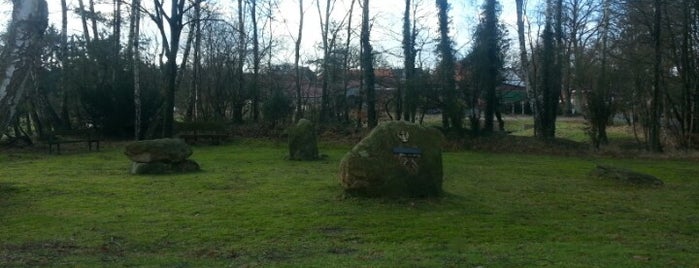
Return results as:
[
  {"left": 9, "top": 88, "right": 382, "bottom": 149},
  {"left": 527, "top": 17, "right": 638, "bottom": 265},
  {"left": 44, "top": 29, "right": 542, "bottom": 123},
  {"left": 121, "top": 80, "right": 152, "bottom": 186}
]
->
[
  {"left": 339, "top": 121, "right": 444, "bottom": 197},
  {"left": 288, "top": 119, "right": 319, "bottom": 161},
  {"left": 125, "top": 138, "right": 200, "bottom": 174}
]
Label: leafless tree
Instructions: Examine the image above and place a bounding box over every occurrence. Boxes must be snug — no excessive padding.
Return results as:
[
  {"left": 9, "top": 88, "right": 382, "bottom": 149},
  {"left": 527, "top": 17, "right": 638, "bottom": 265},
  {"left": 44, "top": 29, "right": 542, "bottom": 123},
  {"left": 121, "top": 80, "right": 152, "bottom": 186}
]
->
[
  {"left": 294, "top": 0, "right": 305, "bottom": 121},
  {"left": 361, "top": 0, "right": 377, "bottom": 128}
]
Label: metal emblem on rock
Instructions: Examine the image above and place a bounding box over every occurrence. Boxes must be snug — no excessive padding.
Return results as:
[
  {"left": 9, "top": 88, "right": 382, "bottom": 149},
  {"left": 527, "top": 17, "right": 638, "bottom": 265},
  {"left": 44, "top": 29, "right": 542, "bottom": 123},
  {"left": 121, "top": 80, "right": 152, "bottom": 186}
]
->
[{"left": 393, "top": 130, "right": 421, "bottom": 173}]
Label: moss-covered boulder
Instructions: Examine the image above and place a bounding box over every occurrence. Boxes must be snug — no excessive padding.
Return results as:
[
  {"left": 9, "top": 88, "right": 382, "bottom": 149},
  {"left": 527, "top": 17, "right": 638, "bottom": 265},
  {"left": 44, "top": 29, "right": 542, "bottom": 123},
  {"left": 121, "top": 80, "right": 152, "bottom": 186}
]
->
[
  {"left": 339, "top": 121, "right": 444, "bottom": 197},
  {"left": 591, "top": 165, "right": 663, "bottom": 186},
  {"left": 125, "top": 138, "right": 192, "bottom": 163},
  {"left": 288, "top": 119, "right": 319, "bottom": 161}
]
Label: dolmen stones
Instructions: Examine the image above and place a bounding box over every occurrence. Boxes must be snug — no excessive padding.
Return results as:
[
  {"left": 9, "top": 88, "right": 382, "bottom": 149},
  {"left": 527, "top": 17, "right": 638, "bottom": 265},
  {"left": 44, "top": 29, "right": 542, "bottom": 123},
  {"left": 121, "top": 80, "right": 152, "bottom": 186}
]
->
[
  {"left": 590, "top": 165, "right": 663, "bottom": 186},
  {"left": 125, "top": 138, "right": 200, "bottom": 174},
  {"left": 288, "top": 119, "right": 319, "bottom": 161},
  {"left": 339, "top": 121, "right": 444, "bottom": 197}
]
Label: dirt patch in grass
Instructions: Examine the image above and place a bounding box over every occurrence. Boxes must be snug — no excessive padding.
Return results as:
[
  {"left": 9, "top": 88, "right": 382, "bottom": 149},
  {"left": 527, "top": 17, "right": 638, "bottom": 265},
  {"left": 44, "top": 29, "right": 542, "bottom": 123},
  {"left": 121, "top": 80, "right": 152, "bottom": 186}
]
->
[
  {"left": 189, "top": 247, "right": 240, "bottom": 260},
  {"left": 0, "top": 240, "right": 86, "bottom": 266}
]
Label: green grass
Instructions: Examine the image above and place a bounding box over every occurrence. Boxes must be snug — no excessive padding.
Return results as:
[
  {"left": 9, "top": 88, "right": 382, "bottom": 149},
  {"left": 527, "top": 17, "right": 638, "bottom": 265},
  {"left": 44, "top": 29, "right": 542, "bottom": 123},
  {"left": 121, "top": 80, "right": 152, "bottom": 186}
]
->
[{"left": 1, "top": 140, "right": 698, "bottom": 267}]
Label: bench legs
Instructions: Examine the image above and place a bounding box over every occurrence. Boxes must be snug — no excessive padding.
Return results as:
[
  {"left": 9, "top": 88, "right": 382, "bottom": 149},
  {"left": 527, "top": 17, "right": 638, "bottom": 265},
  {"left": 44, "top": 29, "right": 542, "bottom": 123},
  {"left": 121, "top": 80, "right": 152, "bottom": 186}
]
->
[
  {"left": 48, "top": 143, "right": 61, "bottom": 154},
  {"left": 88, "top": 140, "right": 100, "bottom": 151},
  {"left": 48, "top": 141, "right": 100, "bottom": 154}
]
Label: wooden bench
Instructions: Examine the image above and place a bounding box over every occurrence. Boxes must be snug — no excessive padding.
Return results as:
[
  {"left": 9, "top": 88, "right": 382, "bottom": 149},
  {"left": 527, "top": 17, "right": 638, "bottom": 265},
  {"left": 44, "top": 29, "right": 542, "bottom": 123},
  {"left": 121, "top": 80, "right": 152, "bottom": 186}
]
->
[
  {"left": 42, "top": 129, "right": 101, "bottom": 154},
  {"left": 176, "top": 122, "right": 229, "bottom": 145}
]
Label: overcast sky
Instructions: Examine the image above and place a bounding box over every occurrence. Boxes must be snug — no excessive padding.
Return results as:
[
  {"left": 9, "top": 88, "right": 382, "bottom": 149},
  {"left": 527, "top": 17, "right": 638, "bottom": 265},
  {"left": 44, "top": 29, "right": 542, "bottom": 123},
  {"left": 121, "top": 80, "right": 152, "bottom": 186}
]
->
[{"left": 0, "top": 0, "right": 539, "bottom": 68}]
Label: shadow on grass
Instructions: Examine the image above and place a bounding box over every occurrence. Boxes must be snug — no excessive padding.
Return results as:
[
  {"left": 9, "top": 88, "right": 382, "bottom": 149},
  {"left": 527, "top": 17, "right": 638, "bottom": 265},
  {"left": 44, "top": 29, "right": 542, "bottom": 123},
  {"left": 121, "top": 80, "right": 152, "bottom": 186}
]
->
[
  {"left": 338, "top": 190, "right": 489, "bottom": 214},
  {"left": 0, "top": 183, "right": 25, "bottom": 210}
]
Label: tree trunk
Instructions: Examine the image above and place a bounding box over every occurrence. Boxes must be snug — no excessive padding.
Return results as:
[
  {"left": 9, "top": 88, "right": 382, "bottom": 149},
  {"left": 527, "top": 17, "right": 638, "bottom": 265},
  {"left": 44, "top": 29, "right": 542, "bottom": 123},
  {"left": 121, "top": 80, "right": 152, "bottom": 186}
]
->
[
  {"left": 251, "top": 0, "right": 260, "bottom": 122},
  {"left": 89, "top": 0, "right": 99, "bottom": 41},
  {"left": 402, "top": 0, "right": 417, "bottom": 122},
  {"left": 436, "top": 0, "right": 460, "bottom": 130},
  {"left": 60, "top": 0, "right": 72, "bottom": 129},
  {"left": 0, "top": 0, "right": 49, "bottom": 132},
  {"left": 317, "top": 0, "right": 333, "bottom": 123},
  {"left": 341, "top": 0, "right": 356, "bottom": 124},
  {"left": 147, "top": 0, "right": 186, "bottom": 137},
  {"left": 233, "top": 0, "right": 246, "bottom": 123},
  {"left": 361, "top": 0, "right": 377, "bottom": 128},
  {"left": 129, "top": 0, "right": 142, "bottom": 140},
  {"left": 186, "top": 0, "right": 202, "bottom": 122},
  {"left": 163, "top": 0, "right": 185, "bottom": 137},
  {"left": 77, "top": 0, "right": 92, "bottom": 48},
  {"left": 648, "top": 0, "right": 663, "bottom": 152},
  {"left": 534, "top": 0, "right": 561, "bottom": 140},
  {"left": 295, "top": 0, "right": 305, "bottom": 121},
  {"left": 112, "top": 0, "right": 122, "bottom": 98},
  {"left": 481, "top": 0, "right": 501, "bottom": 134},
  {"left": 516, "top": 0, "right": 539, "bottom": 136},
  {"left": 539, "top": 18, "right": 557, "bottom": 139}
]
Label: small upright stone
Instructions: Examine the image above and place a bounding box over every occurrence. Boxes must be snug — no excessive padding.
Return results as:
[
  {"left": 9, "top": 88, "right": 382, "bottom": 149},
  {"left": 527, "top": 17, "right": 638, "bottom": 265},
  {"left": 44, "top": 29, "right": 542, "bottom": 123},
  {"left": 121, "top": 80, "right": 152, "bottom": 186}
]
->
[
  {"left": 288, "top": 119, "right": 319, "bottom": 161},
  {"left": 339, "top": 121, "right": 444, "bottom": 197}
]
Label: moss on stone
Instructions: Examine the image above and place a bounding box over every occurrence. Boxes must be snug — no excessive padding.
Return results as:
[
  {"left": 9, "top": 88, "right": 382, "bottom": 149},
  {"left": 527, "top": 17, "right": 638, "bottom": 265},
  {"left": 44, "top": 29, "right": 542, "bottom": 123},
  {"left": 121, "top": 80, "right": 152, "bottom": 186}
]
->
[
  {"left": 339, "top": 121, "right": 444, "bottom": 197},
  {"left": 288, "top": 119, "right": 319, "bottom": 161}
]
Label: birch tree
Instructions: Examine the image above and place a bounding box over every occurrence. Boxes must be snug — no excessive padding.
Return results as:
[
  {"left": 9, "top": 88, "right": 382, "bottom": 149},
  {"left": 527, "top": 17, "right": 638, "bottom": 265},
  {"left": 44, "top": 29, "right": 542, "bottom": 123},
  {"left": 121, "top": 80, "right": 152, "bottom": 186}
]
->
[
  {"left": 515, "top": 0, "right": 537, "bottom": 131},
  {"left": 250, "top": 0, "right": 260, "bottom": 122},
  {"left": 648, "top": 0, "right": 663, "bottom": 152},
  {"left": 233, "top": 0, "right": 246, "bottom": 123},
  {"left": 129, "top": 0, "right": 142, "bottom": 139},
  {"left": 0, "top": 0, "right": 49, "bottom": 133},
  {"left": 294, "top": 0, "right": 305, "bottom": 121},
  {"left": 59, "top": 0, "right": 72, "bottom": 129}
]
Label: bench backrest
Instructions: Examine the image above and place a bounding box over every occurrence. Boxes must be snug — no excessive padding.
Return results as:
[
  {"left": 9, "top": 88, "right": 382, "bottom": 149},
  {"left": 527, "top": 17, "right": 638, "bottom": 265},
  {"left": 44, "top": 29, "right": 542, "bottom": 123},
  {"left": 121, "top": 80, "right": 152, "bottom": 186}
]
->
[
  {"left": 175, "top": 121, "right": 228, "bottom": 134},
  {"left": 44, "top": 129, "right": 101, "bottom": 141}
]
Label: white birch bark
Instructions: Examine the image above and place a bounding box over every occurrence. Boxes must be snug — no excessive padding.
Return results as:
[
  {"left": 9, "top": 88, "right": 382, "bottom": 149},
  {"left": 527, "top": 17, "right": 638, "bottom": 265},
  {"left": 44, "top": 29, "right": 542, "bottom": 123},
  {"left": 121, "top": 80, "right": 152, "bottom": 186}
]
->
[{"left": 0, "top": 0, "right": 49, "bottom": 132}]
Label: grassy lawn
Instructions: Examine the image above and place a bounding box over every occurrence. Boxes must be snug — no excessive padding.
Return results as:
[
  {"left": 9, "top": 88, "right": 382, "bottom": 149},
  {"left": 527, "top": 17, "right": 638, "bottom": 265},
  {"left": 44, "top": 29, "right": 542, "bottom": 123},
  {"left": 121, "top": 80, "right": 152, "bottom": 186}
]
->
[{"left": 1, "top": 140, "right": 698, "bottom": 267}]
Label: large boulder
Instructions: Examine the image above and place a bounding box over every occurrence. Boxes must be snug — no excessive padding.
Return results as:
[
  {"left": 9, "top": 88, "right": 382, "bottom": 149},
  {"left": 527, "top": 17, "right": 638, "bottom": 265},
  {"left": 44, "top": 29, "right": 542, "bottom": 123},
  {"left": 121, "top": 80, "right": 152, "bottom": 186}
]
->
[
  {"left": 288, "top": 119, "right": 319, "bottom": 161},
  {"left": 125, "top": 138, "right": 200, "bottom": 175},
  {"left": 125, "top": 138, "right": 192, "bottom": 163},
  {"left": 339, "top": 121, "right": 444, "bottom": 197},
  {"left": 130, "top": 159, "right": 200, "bottom": 174}
]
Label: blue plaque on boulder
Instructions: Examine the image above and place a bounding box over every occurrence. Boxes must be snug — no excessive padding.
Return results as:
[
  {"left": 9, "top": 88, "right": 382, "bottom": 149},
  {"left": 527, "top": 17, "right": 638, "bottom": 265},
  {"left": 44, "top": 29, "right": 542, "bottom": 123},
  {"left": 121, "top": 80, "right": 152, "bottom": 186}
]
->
[{"left": 392, "top": 147, "right": 422, "bottom": 158}]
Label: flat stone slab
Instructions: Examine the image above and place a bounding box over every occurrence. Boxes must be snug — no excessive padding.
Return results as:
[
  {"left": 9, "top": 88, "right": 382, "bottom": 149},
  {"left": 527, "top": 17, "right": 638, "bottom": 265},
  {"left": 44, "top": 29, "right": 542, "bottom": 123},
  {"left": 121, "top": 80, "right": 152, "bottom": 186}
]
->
[{"left": 125, "top": 138, "right": 193, "bottom": 163}]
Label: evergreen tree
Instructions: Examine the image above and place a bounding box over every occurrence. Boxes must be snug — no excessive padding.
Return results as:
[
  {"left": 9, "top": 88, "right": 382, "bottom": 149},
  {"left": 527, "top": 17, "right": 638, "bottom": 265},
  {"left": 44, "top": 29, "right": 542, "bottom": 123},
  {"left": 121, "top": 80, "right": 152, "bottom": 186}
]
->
[
  {"left": 436, "top": 0, "right": 461, "bottom": 130},
  {"left": 470, "top": 0, "right": 506, "bottom": 134}
]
